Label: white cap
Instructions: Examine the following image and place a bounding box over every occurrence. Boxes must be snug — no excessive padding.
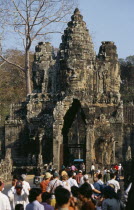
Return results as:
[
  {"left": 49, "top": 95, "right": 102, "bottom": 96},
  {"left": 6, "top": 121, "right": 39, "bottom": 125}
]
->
[
  {"left": 83, "top": 174, "right": 89, "bottom": 180},
  {"left": 21, "top": 174, "right": 26, "bottom": 180}
]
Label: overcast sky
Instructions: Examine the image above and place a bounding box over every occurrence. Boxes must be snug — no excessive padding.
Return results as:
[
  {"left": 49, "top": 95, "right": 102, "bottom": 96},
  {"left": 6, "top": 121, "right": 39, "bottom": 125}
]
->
[{"left": 52, "top": 0, "right": 134, "bottom": 59}]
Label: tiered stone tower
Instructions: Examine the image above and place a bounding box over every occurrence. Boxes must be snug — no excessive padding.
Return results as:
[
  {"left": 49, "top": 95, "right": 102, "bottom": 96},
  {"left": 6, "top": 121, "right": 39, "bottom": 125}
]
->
[
  {"left": 2, "top": 8, "right": 133, "bottom": 173},
  {"left": 59, "top": 8, "right": 95, "bottom": 93}
]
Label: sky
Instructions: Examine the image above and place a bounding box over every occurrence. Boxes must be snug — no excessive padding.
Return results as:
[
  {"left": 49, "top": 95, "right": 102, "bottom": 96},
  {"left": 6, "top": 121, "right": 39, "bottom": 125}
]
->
[
  {"left": 51, "top": 0, "right": 134, "bottom": 59},
  {"left": 2, "top": 0, "right": 134, "bottom": 59}
]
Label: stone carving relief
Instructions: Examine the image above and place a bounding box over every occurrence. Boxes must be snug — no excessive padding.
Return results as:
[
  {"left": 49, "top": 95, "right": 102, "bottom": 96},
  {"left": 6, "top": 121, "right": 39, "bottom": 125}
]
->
[
  {"left": 32, "top": 154, "right": 37, "bottom": 166},
  {"left": 0, "top": 148, "right": 12, "bottom": 181},
  {"left": 37, "top": 154, "right": 43, "bottom": 166},
  {"left": 94, "top": 114, "right": 115, "bottom": 165},
  {"left": 95, "top": 136, "right": 114, "bottom": 165},
  {"left": 126, "top": 146, "right": 132, "bottom": 161}
]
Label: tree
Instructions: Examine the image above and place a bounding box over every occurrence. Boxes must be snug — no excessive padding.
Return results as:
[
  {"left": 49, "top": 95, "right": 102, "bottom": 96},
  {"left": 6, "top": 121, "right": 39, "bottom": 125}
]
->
[
  {"left": 0, "top": 0, "right": 77, "bottom": 95},
  {"left": 0, "top": 49, "right": 34, "bottom": 124},
  {"left": 119, "top": 55, "right": 134, "bottom": 103},
  {"left": 126, "top": 55, "right": 134, "bottom": 65}
]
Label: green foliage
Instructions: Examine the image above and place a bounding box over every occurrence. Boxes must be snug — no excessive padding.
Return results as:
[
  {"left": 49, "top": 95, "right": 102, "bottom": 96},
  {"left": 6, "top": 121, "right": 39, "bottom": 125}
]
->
[
  {"left": 126, "top": 55, "right": 134, "bottom": 65},
  {"left": 119, "top": 55, "right": 134, "bottom": 103},
  {"left": 0, "top": 49, "right": 34, "bottom": 125}
]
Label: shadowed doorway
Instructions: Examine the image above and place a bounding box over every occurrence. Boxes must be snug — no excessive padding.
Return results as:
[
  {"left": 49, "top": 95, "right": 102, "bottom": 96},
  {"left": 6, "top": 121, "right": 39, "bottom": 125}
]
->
[{"left": 62, "top": 99, "right": 86, "bottom": 167}]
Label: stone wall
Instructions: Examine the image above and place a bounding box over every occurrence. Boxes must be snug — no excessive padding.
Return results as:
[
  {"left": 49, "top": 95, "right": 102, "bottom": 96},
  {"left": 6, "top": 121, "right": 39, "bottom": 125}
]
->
[{"left": 0, "top": 148, "right": 12, "bottom": 181}]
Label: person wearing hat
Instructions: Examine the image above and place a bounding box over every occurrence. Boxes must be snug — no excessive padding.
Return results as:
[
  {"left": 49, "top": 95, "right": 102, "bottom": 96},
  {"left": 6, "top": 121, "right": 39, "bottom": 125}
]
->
[
  {"left": 46, "top": 172, "right": 63, "bottom": 194},
  {"left": 40, "top": 172, "right": 52, "bottom": 193},
  {"left": 61, "top": 174, "right": 71, "bottom": 192},
  {"left": 0, "top": 180, "right": 11, "bottom": 210},
  {"left": 60, "top": 168, "right": 68, "bottom": 177},
  {"left": 20, "top": 174, "right": 30, "bottom": 192},
  {"left": 8, "top": 180, "right": 29, "bottom": 210},
  {"left": 46, "top": 172, "right": 63, "bottom": 208},
  {"left": 80, "top": 174, "right": 101, "bottom": 195}
]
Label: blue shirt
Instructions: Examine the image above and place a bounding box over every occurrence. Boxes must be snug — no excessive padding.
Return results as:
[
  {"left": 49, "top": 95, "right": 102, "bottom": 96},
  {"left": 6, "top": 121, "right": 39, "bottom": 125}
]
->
[
  {"left": 42, "top": 202, "right": 54, "bottom": 210},
  {"left": 26, "top": 200, "right": 44, "bottom": 210},
  {"left": 93, "top": 182, "right": 101, "bottom": 196}
]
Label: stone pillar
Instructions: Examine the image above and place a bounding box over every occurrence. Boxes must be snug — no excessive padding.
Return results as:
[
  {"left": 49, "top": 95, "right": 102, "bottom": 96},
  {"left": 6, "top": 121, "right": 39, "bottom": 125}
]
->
[
  {"left": 37, "top": 130, "right": 44, "bottom": 169},
  {"left": 86, "top": 125, "right": 94, "bottom": 173},
  {"left": 53, "top": 140, "right": 61, "bottom": 170}
]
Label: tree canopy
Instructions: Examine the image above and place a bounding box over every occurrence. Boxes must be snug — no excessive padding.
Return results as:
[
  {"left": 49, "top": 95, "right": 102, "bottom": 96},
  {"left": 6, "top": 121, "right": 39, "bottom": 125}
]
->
[
  {"left": 0, "top": 50, "right": 34, "bottom": 124},
  {"left": 119, "top": 55, "right": 134, "bottom": 103}
]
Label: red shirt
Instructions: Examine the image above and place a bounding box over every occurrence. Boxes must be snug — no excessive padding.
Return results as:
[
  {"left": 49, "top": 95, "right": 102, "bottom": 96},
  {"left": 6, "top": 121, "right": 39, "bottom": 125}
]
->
[
  {"left": 114, "top": 165, "right": 119, "bottom": 170},
  {"left": 40, "top": 179, "right": 50, "bottom": 192}
]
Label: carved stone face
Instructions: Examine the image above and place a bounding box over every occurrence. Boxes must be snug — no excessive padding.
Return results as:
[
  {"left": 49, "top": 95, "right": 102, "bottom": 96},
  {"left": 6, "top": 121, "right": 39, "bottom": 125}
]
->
[
  {"left": 67, "top": 68, "right": 78, "bottom": 82},
  {"left": 65, "top": 66, "right": 86, "bottom": 90}
]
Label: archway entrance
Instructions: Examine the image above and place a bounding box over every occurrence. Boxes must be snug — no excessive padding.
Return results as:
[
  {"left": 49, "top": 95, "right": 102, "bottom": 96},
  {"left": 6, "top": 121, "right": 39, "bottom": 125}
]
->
[{"left": 62, "top": 99, "right": 86, "bottom": 167}]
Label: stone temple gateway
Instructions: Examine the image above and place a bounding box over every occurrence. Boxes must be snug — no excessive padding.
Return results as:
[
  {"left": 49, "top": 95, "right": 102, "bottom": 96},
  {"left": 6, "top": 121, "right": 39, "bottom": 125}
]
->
[{"left": 3, "top": 9, "right": 134, "bottom": 173}]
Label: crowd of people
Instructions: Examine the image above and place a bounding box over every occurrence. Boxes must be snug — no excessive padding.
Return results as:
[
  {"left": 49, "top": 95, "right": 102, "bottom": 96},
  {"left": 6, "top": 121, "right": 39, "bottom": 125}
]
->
[{"left": 0, "top": 162, "right": 133, "bottom": 210}]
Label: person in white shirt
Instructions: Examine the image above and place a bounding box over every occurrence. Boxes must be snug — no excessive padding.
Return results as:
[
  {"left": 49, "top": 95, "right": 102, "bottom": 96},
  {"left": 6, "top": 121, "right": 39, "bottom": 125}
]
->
[
  {"left": 46, "top": 172, "right": 63, "bottom": 208},
  {"left": 118, "top": 163, "right": 122, "bottom": 176},
  {"left": 107, "top": 173, "right": 120, "bottom": 193},
  {"left": 80, "top": 174, "right": 93, "bottom": 187},
  {"left": 97, "top": 174, "right": 104, "bottom": 185},
  {"left": 67, "top": 171, "right": 78, "bottom": 187},
  {"left": 91, "top": 163, "right": 95, "bottom": 178},
  {"left": 21, "top": 174, "right": 30, "bottom": 191},
  {"left": 0, "top": 181, "right": 11, "bottom": 210},
  {"left": 20, "top": 174, "right": 30, "bottom": 206},
  {"left": 47, "top": 172, "right": 63, "bottom": 194},
  {"left": 8, "top": 180, "right": 29, "bottom": 210}
]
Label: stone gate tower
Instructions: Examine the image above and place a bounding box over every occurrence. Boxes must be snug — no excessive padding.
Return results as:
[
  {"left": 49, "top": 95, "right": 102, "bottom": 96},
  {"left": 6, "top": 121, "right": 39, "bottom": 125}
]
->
[{"left": 4, "top": 9, "right": 125, "bottom": 172}]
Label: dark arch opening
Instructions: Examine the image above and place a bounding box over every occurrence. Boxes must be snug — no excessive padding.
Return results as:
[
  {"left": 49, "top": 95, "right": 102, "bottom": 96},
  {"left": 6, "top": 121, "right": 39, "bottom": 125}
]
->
[{"left": 62, "top": 99, "right": 86, "bottom": 167}]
